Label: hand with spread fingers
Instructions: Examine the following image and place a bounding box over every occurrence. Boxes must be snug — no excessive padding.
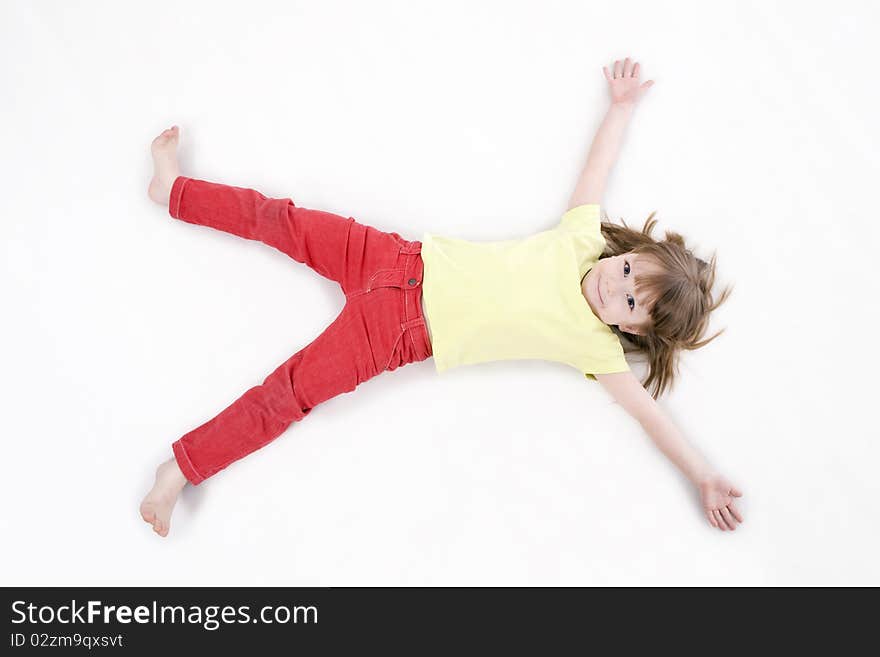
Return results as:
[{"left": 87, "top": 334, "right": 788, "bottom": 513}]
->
[
  {"left": 603, "top": 56, "right": 654, "bottom": 107},
  {"left": 699, "top": 474, "right": 745, "bottom": 531}
]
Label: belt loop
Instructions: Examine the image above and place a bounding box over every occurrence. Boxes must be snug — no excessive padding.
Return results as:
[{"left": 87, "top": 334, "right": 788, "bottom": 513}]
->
[{"left": 399, "top": 240, "right": 421, "bottom": 255}]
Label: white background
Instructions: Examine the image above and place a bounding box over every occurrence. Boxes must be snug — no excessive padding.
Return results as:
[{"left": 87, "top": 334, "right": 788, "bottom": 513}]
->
[{"left": 2, "top": 0, "right": 877, "bottom": 586}]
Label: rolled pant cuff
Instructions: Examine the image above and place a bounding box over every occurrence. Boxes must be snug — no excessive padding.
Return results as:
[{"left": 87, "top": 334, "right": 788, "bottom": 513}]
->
[
  {"left": 168, "top": 175, "right": 191, "bottom": 219},
  {"left": 172, "top": 439, "right": 204, "bottom": 485}
]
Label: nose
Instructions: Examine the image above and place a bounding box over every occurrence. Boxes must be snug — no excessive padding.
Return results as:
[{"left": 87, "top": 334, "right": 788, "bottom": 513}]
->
[{"left": 608, "top": 277, "right": 629, "bottom": 306}]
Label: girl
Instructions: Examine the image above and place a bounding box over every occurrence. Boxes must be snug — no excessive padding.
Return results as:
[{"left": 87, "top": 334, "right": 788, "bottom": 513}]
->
[{"left": 140, "top": 57, "right": 743, "bottom": 537}]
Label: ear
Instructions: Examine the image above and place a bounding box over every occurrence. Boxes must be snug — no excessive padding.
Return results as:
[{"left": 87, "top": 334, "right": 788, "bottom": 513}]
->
[{"left": 619, "top": 324, "right": 645, "bottom": 336}]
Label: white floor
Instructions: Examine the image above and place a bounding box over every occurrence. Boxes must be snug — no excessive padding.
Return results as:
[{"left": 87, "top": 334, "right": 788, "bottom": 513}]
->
[{"left": 2, "top": 0, "right": 877, "bottom": 586}]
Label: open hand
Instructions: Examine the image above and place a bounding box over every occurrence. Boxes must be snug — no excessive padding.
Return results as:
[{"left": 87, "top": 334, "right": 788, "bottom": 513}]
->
[
  {"left": 603, "top": 57, "right": 654, "bottom": 106},
  {"left": 698, "top": 473, "right": 744, "bottom": 531}
]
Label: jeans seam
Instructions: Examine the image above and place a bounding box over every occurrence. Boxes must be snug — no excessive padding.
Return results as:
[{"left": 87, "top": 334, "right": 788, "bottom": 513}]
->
[
  {"left": 171, "top": 176, "right": 189, "bottom": 218},
  {"left": 173, "top": 440, "right": 203, "bottom": 484},
  {"left": 408, "top": 324, "right": 417, "bottom": 352},
  {"left": 383, "top": 328, "right": 406, "bottom": 371}
]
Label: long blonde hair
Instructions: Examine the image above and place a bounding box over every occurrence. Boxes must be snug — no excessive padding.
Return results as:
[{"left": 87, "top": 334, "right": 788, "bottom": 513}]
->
[{"left": 599, "top": 211, "right": 732, "bottom": 399}]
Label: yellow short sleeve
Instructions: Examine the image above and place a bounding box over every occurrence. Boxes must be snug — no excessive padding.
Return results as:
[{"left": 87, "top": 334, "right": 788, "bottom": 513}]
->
[{"left": 557, "top": 204, "right": 606, "bottom": 275}]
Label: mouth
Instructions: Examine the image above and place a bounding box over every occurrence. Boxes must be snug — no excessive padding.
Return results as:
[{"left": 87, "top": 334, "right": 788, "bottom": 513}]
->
[{"left": 597, "top": 273, "right": 604, "bottom": 306}]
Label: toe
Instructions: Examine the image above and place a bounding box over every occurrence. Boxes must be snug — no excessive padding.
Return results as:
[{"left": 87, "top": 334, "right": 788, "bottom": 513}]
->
[{"left": 140, "top": 503, "right": 155, "bottom": 523}]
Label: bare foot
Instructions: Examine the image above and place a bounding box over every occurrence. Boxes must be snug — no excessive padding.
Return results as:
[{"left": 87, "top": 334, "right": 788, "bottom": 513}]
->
[
  {"left": 140, "top": 457, "right": 188, "bottom": 537},
  {"left": 148, "top": 125, "right": 181, "bottom": 206}
]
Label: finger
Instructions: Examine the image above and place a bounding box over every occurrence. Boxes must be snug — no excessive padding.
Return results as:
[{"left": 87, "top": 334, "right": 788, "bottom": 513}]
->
[
  {"left": 623, "top": 57, "right": 633, "bottom": 78},
  {"left": 613, "top": 59, "right": 622, "bottom": 79},
  {"left": 712, "top": 509, "right": 726, "bottom": 531},
  {"left": 730, "top": 486, "right": 743, "bottom": 497},
  {"left": 603, "top": 66, "right": 612, "bottom": 82},
  {"left": 720, "top": 507, "right": 737, "bottom": 530},
  {"left": 641, "top": 80, "right": 654, "bottom": 91},
  {"left": 728, "top": 502, "right": 744, "bottom": 523},
  {"left": 705, "top": 509, "right": 718, "bottom": 528},
  {"left": 632, "top": 62, "right": 640, "bottom": 79}
]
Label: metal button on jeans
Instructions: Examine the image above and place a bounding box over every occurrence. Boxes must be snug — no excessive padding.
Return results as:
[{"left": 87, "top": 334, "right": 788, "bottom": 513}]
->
[{"left": 408, "top": 278, "right": 418, "bottom": 286}]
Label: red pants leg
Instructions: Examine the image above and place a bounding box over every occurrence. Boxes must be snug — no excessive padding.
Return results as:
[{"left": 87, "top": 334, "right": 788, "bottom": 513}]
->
[
  {"left": 167, "top": 177, "right": 432, "bottom": 485},
  {"left": 168, "top": 176, "right": 409, "bottom": 295}
]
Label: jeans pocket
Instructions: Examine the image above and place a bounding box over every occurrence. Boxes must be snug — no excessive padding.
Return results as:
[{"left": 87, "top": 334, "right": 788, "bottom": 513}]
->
[{"left": 365, "top": 268, "right": 408, "bottom": 292}]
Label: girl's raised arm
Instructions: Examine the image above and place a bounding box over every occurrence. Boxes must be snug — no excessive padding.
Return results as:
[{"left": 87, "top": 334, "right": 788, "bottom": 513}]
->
[
  {"left": 567, "top": 57, "right": 654, "bottom": 211},
  {"left": 595, "top": 370, "right": 745, "bottom": 532}
]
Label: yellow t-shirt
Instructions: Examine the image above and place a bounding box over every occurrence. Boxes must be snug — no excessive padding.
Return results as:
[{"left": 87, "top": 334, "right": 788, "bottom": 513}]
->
[{"left": 420, "top": 204, "right": 629, "bottom": 380}]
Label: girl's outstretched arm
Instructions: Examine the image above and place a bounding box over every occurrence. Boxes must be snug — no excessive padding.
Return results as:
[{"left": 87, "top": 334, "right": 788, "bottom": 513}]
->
[
  {"left": 567, "top": 57, "right": 654, "bottom": 210},
  {"left": 595, "top": 370, "right": 745, "bottom": 532}
]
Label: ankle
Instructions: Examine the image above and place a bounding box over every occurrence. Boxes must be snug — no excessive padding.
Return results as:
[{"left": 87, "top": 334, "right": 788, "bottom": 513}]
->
[{"left": 161, "top": 457, "right": 189, "bottom": 489}]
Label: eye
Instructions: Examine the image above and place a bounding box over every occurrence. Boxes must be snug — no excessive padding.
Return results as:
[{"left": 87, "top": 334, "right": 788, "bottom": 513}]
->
[
  {"left": 627, "top": 294, "right": 635, "bottom": 311},
  {"left": 623, "top": 260, "right": 631, "bottom": 276}
]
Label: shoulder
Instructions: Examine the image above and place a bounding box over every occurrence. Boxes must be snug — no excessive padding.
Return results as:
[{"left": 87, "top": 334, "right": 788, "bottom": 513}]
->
[
  {"left": 558, "top": 203, "right": 603, "bottom": 242},
  {"left": 578, "top": 321, "right": 628, "bottom": 378},
  {"left": 560, "top": 203, "right": 601, "bottom": 228}
]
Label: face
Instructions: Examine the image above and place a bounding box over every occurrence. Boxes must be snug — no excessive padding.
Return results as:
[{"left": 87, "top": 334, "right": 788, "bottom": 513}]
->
[{"left": 581, "top": 252, "right": 656, "bottom": 334}]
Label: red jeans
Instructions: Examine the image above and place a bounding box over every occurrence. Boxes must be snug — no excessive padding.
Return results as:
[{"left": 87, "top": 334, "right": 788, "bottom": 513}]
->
[{"left": 167, "top": 177, "right": 433, "bottom": 485}]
